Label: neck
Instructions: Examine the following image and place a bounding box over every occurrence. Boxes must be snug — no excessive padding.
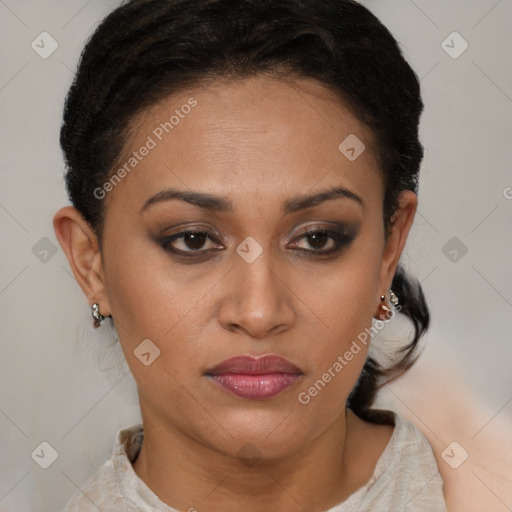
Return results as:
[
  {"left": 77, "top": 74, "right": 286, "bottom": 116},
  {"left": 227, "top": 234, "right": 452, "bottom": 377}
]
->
[{"left": 132, "top": 407, "right": 372, "bottom": 512}]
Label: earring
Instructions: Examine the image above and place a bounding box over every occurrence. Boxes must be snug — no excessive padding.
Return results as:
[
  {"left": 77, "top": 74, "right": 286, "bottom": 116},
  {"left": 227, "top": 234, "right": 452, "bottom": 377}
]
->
[
  {"left": 91, "top": 303, "right": 105, "bottom": 328},
  {"left": 375, "top": 289, "right": 398, "bottom": 321}
]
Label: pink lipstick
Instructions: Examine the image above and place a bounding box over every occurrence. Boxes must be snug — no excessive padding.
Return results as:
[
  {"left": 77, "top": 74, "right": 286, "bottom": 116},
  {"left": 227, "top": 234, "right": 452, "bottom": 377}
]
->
[{"left": 205, "top": 355, "right": 303, "bottom": 399}]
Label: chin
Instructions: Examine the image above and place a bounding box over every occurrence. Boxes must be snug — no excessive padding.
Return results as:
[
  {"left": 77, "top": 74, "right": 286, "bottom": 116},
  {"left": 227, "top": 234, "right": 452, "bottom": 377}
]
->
[{"left": 198, "top": 407, "right": 316, "bottom": 462}]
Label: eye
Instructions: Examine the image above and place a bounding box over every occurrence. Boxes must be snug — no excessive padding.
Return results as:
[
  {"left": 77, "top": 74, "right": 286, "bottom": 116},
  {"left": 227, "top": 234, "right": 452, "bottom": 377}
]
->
[
  {"left": 159, "top": 225, "right": 355, "bottom": 260},
  {"left": 160, "top": 230, "right": 223, "bottom": 255},
  {"left": 289, "top": 228, "right": 354, "bottom": 255}
]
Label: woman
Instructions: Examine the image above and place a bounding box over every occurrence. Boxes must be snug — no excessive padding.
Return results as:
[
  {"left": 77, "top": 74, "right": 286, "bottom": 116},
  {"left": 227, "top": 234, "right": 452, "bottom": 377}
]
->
[{"left": 54, "top": 0, "right": 448, "bottom": 510}]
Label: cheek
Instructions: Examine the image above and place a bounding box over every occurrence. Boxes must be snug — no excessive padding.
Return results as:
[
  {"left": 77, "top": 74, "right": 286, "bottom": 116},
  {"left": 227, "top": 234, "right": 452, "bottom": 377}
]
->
[
  {"left": 299, "top": 238, "right": 383, "bottom": 345},
  {"left": 293, "top": 280, "right": 373, "bottom": 410},
  {"left": 102, "top": 231, "right": 205, "bottom": 336},
  {"left": 101, "top": 231, "right": 239, "bottom": 397},
  {"left": 289, "top": 277, "right": 377, "bottom": 441},
  {"left": 295, "top": 345, "right": 369, "bottom": 424},
  {"left": 291, "top": 232, "right": 383, "bottom": 404},
  {"left": 101, "top": 246, "right": 213, "bottom": 422}
]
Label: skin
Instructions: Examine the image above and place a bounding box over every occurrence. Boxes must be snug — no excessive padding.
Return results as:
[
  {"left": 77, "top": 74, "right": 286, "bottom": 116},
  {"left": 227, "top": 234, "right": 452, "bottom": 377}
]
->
[
  {"left": 379, "top": 355, "right": 512, "bottom": 512},
  {"left": 54, "top": 75, "right": 417, "bottom": 511}
]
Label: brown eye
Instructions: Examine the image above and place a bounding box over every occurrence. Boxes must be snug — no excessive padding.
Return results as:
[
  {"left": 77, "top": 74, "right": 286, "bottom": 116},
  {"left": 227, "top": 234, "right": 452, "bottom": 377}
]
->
[
  {"left": 160, "top": 230, "right": 222, "bottom": 255},
  {"left": 290, "top": 228, "right": 355, "bottom": 255},
  {"left": 303, "top": 231, "right": 331, "bottom": 250},
  {"left": 181, "top": 232, "right": 207, "bottom": 250}
]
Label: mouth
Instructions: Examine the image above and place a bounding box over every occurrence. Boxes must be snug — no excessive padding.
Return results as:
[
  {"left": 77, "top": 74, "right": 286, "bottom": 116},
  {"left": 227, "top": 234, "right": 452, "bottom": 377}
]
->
[{"left": 204, "top": 354, "right": 304, "bottom": 400}]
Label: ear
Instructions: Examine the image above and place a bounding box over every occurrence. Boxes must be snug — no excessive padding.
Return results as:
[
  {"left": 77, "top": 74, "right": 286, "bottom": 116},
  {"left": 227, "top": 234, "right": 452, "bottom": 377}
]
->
[
  {"left": 377, "top": 190, "right": 417, "bottom": 297},
  {"left": 53, "top": 206, "right": 111, "bottom": 316}
]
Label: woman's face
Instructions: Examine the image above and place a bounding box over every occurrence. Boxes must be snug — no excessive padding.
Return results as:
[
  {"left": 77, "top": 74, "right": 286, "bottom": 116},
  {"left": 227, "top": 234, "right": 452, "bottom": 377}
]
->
[{"left": 93, "top": 76, "right": 414, "bottom": 459}]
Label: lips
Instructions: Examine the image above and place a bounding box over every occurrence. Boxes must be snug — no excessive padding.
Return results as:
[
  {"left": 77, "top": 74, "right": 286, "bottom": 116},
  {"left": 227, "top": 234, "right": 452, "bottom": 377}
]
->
[{"left": 205, "top": 355, "right": 303, "bottom": 400}]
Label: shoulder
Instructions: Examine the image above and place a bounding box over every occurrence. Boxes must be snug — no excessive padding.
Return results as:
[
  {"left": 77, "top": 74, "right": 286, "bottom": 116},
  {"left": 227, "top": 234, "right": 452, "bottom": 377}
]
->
[
  {"left": 60, "top": 423, "right": 144, "bottom": 512},
  {"left": 61, "top": 459, "right": 124, "bottom": 511},
  {"left": 363, "top": 411, "right": 448, "bottom": 511},
  {"left": 387, "top": 413, "right": 442, "bottom": 473}
]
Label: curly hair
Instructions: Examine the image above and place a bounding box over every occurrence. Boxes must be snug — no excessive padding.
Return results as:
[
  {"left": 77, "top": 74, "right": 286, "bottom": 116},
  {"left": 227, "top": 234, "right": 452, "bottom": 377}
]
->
[{"left": 60, "top": 0, "right": 429, "bottom": 425}]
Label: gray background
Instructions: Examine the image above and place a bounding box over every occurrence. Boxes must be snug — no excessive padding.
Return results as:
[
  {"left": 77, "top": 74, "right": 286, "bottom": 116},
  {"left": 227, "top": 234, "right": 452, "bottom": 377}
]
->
[{"left": 1, "top": 0, "right": 511, "bottom": 510}]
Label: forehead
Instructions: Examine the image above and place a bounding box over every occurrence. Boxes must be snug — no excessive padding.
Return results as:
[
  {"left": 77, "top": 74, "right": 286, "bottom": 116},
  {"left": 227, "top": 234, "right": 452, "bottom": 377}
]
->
[{"left": 106, "top": 75, "right": 382, "bottom": 211}]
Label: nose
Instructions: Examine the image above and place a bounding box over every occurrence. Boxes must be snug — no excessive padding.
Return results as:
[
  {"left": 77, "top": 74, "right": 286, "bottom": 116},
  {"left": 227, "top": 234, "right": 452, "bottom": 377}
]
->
[{"left": 217, "top": 249, "right": 296, "bottom": 339}]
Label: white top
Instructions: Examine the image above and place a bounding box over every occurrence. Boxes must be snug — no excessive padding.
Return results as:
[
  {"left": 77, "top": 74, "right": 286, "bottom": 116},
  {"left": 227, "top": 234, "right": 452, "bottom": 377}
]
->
[{"left": 61, "top": 411, "right": 447, "bottom": 511}]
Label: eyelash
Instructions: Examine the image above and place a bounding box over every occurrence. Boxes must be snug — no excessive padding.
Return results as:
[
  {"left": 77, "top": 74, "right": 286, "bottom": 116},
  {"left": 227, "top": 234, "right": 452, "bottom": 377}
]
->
[{"left": 159, "top": 227, "right": 355, "bottom": 259}]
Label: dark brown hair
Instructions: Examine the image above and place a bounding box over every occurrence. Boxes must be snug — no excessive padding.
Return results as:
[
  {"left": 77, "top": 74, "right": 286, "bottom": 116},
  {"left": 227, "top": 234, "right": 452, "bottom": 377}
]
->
[{"left": 60, "top": 0, "right": 429, "bottom": 425}]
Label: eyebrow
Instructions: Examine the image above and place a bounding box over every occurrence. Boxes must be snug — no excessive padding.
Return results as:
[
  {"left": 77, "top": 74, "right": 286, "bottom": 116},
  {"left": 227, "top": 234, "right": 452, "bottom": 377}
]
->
[{"left": 139, "top": 185, "right": 363, "bottom": 215}]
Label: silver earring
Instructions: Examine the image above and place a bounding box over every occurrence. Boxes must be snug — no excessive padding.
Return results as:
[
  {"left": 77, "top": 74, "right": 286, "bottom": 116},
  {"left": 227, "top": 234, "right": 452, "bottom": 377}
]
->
[
  {"left": 376, "top": 289, "right": 399, "bottom": 321},
  {"left": 381, "top": 289, "right": 398, "bottom": 307},
  {"left": 91, "top": 303, "right": 105, "bottom": 328},
  {"left": 389, "top": 289, "right": 399, "bottom": 307}
]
